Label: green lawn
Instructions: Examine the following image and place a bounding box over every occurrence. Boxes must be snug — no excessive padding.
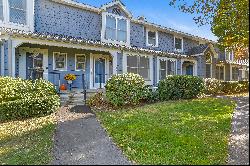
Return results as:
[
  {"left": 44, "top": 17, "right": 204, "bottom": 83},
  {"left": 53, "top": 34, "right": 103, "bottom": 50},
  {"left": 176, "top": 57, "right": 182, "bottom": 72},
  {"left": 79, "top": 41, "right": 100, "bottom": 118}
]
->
[
  {"left": 96, "top": 98, "right": 236, "bottom": 165},
  {"left": 0, "top": 115, "right": 56, "bottom": 165}
]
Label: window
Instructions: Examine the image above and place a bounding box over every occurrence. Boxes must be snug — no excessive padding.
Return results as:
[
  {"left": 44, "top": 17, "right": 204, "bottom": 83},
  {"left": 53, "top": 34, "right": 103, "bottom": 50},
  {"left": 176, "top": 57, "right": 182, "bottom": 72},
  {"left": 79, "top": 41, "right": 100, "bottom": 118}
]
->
[
  {"left": 127, "top": 56, "right": 150, "bottom": 80},
  {"left": 232, "top": 67, "right": 239, "bottom": 81},
  {"left": 0, "top": 0, "right": 3, "bottom": 21},
  {"left": 146, "top": 30, "right": 158, "bottom": 47},
  {"left": 216, "top": 65, "right": 224, "bottom": 80},
  {"left": 174, "top": 37, "right": 183, "bottom": 52},
  {"left": 9, "top": 0, "right": 27, "bottom": 25},
  {"left": 206, "top": 53, "right": 212, "bottom": 78},
  {"left": 75, "top": 54, "right": 86, "bottom": 71},
  {"left": 53, "top": 52, "right": 67, "bottom": 70},
  {"left": 225, "top": 49, "right": 234, "bottom": 61},
  {"left": 105, "top": 14, "right": 128, "bottom": 43},
  {"left": 159, "top": 59, "right": 176, "bottom": 80}
]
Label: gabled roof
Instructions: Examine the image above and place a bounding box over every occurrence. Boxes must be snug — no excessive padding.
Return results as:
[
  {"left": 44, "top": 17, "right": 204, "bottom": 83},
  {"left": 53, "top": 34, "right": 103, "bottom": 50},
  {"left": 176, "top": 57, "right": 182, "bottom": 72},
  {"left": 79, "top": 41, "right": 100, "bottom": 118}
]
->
[
  {"left": 100, "top": 0, "right": 133, "bottom": 18},
  {"left": 187, "top": 43, "right": 218, "bottom": 58}
]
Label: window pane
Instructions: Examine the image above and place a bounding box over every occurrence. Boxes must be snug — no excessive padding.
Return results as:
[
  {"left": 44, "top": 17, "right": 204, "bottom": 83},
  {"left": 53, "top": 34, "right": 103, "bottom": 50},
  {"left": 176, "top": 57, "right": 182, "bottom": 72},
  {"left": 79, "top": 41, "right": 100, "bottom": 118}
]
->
[
  {"left": 148, "top": 31, "right": 156, "bottom": 45},
  {"left": 76, "top": 55, "right": 85, "bottom": 70},
  {"left": 220, "top": 66, "right": 224, "bottom": 80},
  {"left": 117, "top": 19, "right": 127, "bottom": 31},
  {"left": 139, "top": 57, "right": 149, "bottom": 68},
  {"left": 127, "top": 67, "right": 138, "bottom": 74},
  {"left": 175, "top": 38, "right": 182, "bottom": 50},
  {"left": 216, "top": 66, "right": 220, "bottom": 79},
  {"left": 106, "top": 28, "right": 116, "bottom": 40},
  {"left": 56, "top": 62, "right": 65, "bottom": 69},
  {"left": 127, "top": 56, "right": 137, "bottom": 68},
  {"left": 9, "top": 0, "right": 26, "bottom": 25},
  {"left": 167, "top": 60, "right": 176, "bottom": 75},
  {"left": 117, "top": 30, "right": 127, "bottom": 42},
  {"left": 54, "top": 53, "right": 66, "bottom": 69},
  {"left": 206, "top": 64, "right": 211, "bottom": 78},
  {"left": 0, "top": 0, "right": 3, "bottom": 20},
  {"left": 106, "top": 16, "right": 116, "bottom": 28},
  {"left": 139, "top": 68, "right": 149, "bottom": 80}
]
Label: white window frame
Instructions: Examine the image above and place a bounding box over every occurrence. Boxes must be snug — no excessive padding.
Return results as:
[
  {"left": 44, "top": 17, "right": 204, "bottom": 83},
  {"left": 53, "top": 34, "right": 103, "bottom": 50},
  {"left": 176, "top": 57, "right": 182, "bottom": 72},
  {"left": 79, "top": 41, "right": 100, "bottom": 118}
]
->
[
  {"left": 205, "top": 52, "right": 213, "bottom": 78},
  {"left": 53, "top": 52, "right": 67, "bottom": 71},
  {"left": 174, "top": 36, "right": 183, "bottom": 52},
  {"left": 101, "top": 12, "right": 130, "bottom": 46},
  {"left": 0, "top": 0, "right": 34, "bottom": 32},
  {"left": 231, "top": 65, "right": 239, "bottom": 81},
  {"left": 225, "top": 49, "right": 234, "bottom": 61},
  {"left": 157, "top": 57, "right": 177, "bottom": 83},
  {"left": 146, "top": 28, "right": 158, "bottom": 47},
  {"left": 123, "top": 52, "right": 153, "bottom": 85},
  {"left": 75, "top": 54, "right": 86, "bottom": 71},
  {"left": 216, "top": 64, "right": 225, "bottom": 81}
]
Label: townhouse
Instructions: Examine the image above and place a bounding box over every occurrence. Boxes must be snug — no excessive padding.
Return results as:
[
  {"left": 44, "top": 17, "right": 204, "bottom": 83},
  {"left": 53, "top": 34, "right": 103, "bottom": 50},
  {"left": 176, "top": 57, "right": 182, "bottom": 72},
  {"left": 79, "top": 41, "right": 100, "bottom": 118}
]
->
[{"left": 0, "top": 0, "right": 249, "bottom": 91}]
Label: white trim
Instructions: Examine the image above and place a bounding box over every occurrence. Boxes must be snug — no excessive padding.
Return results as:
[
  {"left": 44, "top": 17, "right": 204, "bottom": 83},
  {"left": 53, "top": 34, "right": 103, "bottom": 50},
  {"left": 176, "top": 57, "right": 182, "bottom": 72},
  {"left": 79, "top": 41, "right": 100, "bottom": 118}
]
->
[
  {"left": 174, "top": 36, "right": 183, "bottom": 53},
  {"left": 100, "top": 0, "right": 133, "bottom": 18},
  {"left": 109, "top": 51, "right": 118, "bottom": 75},
  {"left": 230, "top": 64, "right": 240, "bottom": 81},
  {"left": 18, "top": 49, "right": 26, "bottom": 79},
  {"left": 75, "top": 54, "right": 86, "bottom": 71},
  {"left": 89, "top": 53, "right": 93, "bottom": 89},
  {"left": 146, "top": 28, "right": 159, "bottom": 47},
  {"left": 205, "top": 52, "right": 213, "bottom": 78},
  {"left": 181, "top": 59, "right": 198, "bottom": 76},
  {"left": 123, "top": 52, "right": 154, "bottom": 85},
  {"left": 101, "top": 12, "right": 130, "bottom": 46},
  {"left": 0, "top": 0, "right": 34, "bottom": 32},
  {"left": 156, "top": 56, "right": 178, "bottom": 83},
  {"left": 53, "top": 52, "right": 67, "bottom": 71}
]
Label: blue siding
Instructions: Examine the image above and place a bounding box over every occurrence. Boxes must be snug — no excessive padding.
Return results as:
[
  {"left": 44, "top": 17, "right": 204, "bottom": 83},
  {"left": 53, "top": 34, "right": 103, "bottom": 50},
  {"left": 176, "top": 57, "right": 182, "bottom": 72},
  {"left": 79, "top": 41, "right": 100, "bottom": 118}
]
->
[
  {"left": 3, "top": 41, "right": 8, "bottom": 76},
  {"left": 34, "top": 0, "right": 102, "bottom": 41}
]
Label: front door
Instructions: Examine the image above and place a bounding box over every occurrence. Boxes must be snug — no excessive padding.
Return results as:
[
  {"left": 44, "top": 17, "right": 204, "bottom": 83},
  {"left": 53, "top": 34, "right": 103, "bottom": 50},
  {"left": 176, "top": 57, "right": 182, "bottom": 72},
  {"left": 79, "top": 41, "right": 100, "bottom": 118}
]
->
[
  {"left": 186, "top": 65, "right": 194, "bottom": 76},
  {"left": 94, "top": 56, "right": 106, "bottom": 88},
  {"left": 27, "top": 53, "right": 44, "bottom": 80}
]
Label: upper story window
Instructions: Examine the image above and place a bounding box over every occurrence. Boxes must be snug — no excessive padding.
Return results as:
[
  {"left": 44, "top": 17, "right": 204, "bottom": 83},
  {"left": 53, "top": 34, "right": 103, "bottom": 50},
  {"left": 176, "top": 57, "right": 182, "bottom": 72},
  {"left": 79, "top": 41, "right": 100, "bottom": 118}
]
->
[
  {"left": 9, "top": 0, "right": 26, "bottom": 25},
  {"left": 101, "top": 12, "right": 130, "bottom": 46},
  {"left": 174, "top": 36, "right": 183, "bottom": 52},
  {"left": 225, "top": 49, "right": 234, "bottom": 61},
  {"left": 0, "top": 0, "right": 3, "bottom": 21},
  {"left": 146, "top": 29, "right": 158, "bottom": 47},
  {"left": 206, "top": 52, "right": 212, "bottom": 78},
  {"left": 0, "top": 0, "right": 34, "bottom": 31}
]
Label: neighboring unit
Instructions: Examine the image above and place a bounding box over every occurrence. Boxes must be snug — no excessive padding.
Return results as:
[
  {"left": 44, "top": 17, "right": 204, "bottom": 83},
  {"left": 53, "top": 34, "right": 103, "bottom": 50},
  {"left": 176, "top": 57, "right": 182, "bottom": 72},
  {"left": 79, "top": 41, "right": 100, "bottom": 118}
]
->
[{"left": 0, "top": 0, "right": 249, "bottom": 91}]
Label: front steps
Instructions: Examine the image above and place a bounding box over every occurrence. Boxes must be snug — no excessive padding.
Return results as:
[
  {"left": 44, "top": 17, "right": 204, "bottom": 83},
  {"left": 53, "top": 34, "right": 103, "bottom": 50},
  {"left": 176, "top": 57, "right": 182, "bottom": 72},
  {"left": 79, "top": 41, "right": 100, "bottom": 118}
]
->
[{"left": 59, "top": 89, "right": 105, "bottom": 106}]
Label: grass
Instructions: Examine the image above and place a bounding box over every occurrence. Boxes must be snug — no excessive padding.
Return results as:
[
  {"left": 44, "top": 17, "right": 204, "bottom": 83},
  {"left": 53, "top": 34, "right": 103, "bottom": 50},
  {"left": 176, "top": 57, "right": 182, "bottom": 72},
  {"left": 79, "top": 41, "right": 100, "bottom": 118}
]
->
[
  {"left": 96, "top": 98, "right": 236, "bottom": 165},
  {"left": 0, "top": 114, "right": 56, "bottom": 165}
]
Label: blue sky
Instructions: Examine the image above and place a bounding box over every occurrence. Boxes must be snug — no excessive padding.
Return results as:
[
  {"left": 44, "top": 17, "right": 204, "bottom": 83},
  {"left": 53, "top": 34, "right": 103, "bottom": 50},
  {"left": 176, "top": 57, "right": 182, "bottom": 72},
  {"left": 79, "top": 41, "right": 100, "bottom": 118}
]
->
[{"left": 77, "top": 0, "right": 217, "bottom": 41}]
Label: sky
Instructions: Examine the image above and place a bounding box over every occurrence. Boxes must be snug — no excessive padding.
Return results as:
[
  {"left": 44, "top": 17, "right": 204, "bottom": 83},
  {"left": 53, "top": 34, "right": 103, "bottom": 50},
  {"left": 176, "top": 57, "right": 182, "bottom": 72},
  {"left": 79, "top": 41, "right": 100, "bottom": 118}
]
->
[{"left": 77, "top": 0, "right": 218, "bottom": 41}]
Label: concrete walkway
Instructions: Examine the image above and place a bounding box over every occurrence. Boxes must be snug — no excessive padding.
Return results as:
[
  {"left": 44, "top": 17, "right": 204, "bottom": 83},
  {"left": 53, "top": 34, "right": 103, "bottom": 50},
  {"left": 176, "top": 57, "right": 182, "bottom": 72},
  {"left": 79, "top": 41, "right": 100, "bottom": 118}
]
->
[
  {"left": 52, "top": 107, "right": 132, "bottom": 165},
  {"left": 217, "top": 95, "right": 249, "bottom": 165}
]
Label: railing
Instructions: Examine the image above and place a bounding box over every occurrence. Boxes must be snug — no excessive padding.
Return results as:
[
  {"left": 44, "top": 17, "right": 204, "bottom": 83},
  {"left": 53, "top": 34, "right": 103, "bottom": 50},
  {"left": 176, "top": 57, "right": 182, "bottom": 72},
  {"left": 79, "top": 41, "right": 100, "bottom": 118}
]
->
[
  {"left": 49, "top": 71, "right": 61, "bottom": 93},
  {"left": 226, "top": 59, "right": 249, "bottom": 66}
]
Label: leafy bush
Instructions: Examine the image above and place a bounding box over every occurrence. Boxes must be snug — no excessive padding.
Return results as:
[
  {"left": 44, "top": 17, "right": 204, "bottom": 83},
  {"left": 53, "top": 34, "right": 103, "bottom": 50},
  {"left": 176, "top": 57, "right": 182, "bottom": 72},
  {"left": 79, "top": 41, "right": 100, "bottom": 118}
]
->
[
  {"left": 158, "top": 75, "right": 205, "bottom": 101},
  {"left": 204, "top": 78, "right": 223, "bottom": 95},
  {"left": 105, "top": 73, "right": 147, "bottom": 107},
  {"left": 143, "top": 86, "right": 160, "bottom": 103},
  {"left": 86, "top": 92, "right": 107, "bottom": 108},
  {"left": 0, "top": 77, "right": 60, "bottom": 121},
  {"left": 221, "top": 81, "right": 249, "bottom": 94}
]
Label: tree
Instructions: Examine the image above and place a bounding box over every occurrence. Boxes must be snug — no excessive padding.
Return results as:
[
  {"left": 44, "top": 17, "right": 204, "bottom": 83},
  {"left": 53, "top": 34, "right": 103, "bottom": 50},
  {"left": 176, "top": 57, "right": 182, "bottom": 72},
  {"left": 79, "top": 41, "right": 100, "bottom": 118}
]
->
[{"left": 170, "top": 0, "right": 249, "bottom": 60}]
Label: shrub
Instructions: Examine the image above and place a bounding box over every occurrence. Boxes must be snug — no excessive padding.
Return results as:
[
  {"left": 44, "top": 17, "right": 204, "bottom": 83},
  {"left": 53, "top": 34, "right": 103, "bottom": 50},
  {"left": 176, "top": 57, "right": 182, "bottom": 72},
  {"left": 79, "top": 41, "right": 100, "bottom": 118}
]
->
[
  {"left": 86, "top": 92, "right": 107, "bottom": 108},
  {"left": 158, "top": 75, "right": 205, "bottom": 101},
  {"left": 0, "top": 77, "right": 60, "bottom": 121},
  {"left": 204, "top": 78, "right": 223, "bottom": 95},
  {"left": 221, "top": 81, "right": 249, "bottom": 94},
  {"left": 105, "top": 73, "right": 147, "bottom": 107},
  {"left": 143, "top": 86, "right": 160, "bottom": 103}
]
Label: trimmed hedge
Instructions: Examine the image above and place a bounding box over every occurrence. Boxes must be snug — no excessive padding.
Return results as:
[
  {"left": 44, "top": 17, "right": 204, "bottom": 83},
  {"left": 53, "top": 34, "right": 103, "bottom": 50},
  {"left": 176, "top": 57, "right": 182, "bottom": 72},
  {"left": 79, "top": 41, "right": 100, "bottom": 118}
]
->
[
  {"left": 105, "top": 73, "right": 147, "bottom": 107},
  {"left": 221, "top": 81, "right": 249, "bottom": 94},
  {"left": 158, "top": 75, "right": 205, "bottom": 101},
  {"left": 0, "top": 77, "right": 60, "bottom": 121}
]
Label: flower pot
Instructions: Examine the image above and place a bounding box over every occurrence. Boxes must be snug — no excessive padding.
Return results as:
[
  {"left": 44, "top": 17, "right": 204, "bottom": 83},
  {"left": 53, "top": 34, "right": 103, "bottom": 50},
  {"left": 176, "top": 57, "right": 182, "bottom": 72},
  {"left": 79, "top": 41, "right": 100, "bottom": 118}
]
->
[
  {"left": 67, "top": 80, "right": 73, "bottom": 84},
  {"left": 60, "top": 84, "right": 67, "bottom": 91}
]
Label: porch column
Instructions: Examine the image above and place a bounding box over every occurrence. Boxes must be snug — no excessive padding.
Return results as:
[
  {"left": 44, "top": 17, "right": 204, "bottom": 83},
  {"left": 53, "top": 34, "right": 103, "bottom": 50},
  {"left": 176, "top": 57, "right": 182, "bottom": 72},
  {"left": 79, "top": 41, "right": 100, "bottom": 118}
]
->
[
  {"left": 194, "top": 61, "right": 198, "bottom": 76},
  {"left": 0, "top": 44, "right": 4, "bottom": 76},
  {"left": 7, "top": 40, "right": 23, "bottom": 77},
  {"left": 110, "top": 51, "right": 118, "bottom": 75}
]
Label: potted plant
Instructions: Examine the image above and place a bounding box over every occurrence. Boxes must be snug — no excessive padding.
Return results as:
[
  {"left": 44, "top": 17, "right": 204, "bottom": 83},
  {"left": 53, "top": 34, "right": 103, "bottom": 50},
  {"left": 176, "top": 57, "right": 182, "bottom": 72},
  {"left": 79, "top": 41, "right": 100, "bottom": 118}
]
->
[{"left": 64, "top": 74, "right": 76, "bottom": 84}]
